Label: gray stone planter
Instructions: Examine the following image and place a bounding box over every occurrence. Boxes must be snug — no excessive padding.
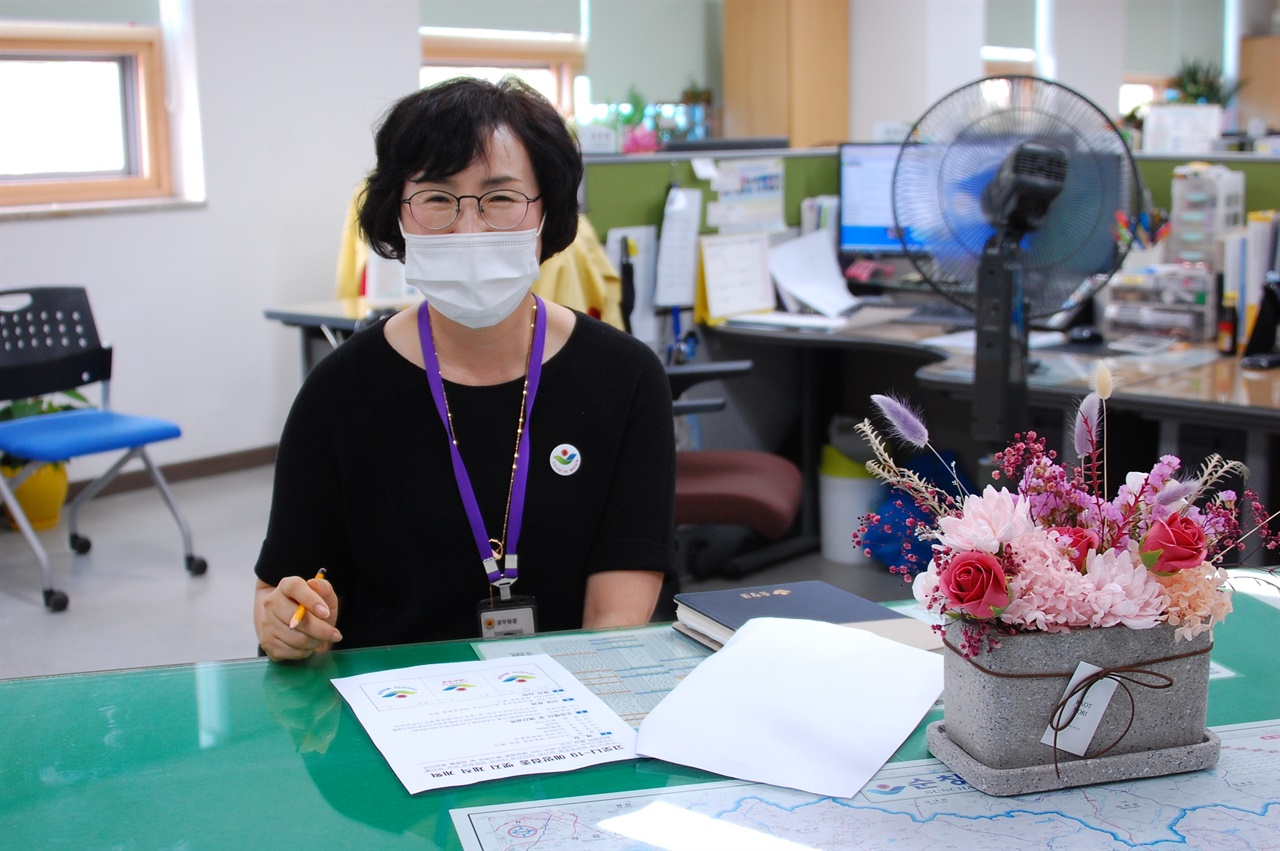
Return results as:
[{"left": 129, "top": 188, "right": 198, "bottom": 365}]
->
[{"left": 926, "top": 621, "right": 1220, "bottom": 796}]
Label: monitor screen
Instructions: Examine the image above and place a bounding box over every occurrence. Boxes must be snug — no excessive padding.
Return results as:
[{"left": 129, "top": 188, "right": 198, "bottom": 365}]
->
[{"left": 838, "top": 142, "right": 906, "bottom": 257}]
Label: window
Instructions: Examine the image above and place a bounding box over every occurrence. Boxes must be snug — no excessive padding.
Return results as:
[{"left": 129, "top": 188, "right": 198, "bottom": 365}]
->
[
  {"left": 0, "top": 22, "right": 171, "bottom": 206},
  {"left": 1119, "top": 75, "right": 1172, "bottom": 119},
  {"left": 419, "top": 27, "right": 584, "bottom": 115}
]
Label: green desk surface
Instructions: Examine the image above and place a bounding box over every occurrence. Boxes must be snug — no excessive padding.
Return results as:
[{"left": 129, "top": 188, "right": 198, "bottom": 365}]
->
[{"left": 2, "top": 595, "right": 1276, "bottom": 849}]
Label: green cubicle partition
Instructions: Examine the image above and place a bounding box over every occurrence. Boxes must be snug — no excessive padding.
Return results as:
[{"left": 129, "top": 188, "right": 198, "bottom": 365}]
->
[
  {"left": 582, "top": 149, "right": 1280, "bottom": 239},
  {"left": 582, "top": 150, "right": 838, "bottom": 238}
]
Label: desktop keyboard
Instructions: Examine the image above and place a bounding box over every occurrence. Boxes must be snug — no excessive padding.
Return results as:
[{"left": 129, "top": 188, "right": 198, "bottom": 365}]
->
[{"left": 892, "top": 301, "right": 976, "bottom": 328}]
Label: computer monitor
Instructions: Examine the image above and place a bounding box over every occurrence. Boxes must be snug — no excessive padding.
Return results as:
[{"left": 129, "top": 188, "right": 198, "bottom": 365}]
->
[{"left": 838, "top": 142, "right": 907, "bottom": 259}]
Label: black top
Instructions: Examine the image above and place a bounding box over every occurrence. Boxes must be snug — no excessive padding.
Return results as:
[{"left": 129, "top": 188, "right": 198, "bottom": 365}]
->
[{"left": 255, "top": 311, "right": 676, "bottom": 647}]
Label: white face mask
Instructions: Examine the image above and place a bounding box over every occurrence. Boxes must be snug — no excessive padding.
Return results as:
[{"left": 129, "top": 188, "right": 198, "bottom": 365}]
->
[{"left": 401, "top": 225, "right": 541, "bottom": 329}]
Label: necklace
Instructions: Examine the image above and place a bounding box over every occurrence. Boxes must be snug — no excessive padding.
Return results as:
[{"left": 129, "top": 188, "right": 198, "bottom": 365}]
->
[{"left": 431, "top": 299, "right": 538, "bottom": 561}]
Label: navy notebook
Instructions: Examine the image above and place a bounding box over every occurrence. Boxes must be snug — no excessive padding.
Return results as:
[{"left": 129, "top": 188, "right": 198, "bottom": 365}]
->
[{"left": 673, "top": 580, "right": 934, "bottom": 650}]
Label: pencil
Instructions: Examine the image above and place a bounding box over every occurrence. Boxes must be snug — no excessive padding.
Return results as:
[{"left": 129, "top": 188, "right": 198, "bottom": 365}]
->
[{"left": 288, "top": 568, "right": 327, "bottom": 630}]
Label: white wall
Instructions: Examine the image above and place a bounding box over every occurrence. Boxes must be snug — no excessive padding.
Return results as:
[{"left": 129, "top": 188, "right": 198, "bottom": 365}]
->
[
  {"left": 1051, "top": 0, "right": 1127, "bottom": 116},
  {"left": 850, "top": 0, "right": 986, "bottom": 140},
  {"left": 0, "top": 0, "right": 420, "bottom": 482},
  {"left": 587, "top": 0, "right": 722, "bottom": 104}
]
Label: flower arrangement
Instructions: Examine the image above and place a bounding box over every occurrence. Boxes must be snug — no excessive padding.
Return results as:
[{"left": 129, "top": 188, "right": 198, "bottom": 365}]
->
[{"left": 854, "top": 367, "right": 1278, "bottom": 657}]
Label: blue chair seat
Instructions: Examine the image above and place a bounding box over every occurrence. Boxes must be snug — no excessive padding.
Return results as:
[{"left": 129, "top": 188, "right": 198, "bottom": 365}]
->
[
  {"left": 1, "top": 285, "right": 206, "bottom": 612},
  {"left": 0, "top": 409, "right": 181, "bottom": 462}
]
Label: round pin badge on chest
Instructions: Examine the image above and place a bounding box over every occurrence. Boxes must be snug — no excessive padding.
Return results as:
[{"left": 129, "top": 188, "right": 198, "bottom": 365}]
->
[{"left": 549, "top": 444, "right": 581, "bottom": 475}]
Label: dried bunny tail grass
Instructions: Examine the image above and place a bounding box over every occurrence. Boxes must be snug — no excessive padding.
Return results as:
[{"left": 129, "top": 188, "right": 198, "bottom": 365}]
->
[
  {"left": 857, "top": 418, "right": 955, "bottom": 518},
  {"left": 871, "top": 394, "right": 929, "bottom": 448},
  {"left": 1094, "top": 361, "right": 1113, "bottom": 400},
  {"left": 1073, "top": 392, "right": 1101, "bottom": 459}
]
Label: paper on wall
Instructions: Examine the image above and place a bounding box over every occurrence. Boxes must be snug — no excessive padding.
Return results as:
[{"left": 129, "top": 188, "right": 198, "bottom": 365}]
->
[
  {"left": 654, "top": 187, "right": 703, "bottom": 307},
  {"left": 705, "top": 158, "right": 785, "bottom": 234}
]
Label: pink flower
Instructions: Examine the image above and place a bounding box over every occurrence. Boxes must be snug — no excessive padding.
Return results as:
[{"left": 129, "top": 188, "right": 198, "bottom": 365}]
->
[
  {"left": 1084, "top": 548, "right": 1166, "bottom": 629},
  {"left": 937, "top": 487, "right": 1035, "bottom": 554},
  {"left": 1141, "top": 513, "right": 1207, "bottom": 573},
  {"left": 937, "top": 551, "right": 1009, "bottom": 619},
  {"left": 1000, "top": 534, "right": 1094, "bottom": 632},
  {"left": 1050, "top": 526, "right": 1101, "bottom": 571}
]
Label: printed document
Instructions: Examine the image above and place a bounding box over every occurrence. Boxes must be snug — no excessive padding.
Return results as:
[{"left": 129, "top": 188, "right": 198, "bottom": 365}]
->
[
  {"left": 768, "top": 229, "right": 860, "bottom": 317},
  {"left": 636, "top": 617, "right": 943, "bottom": 798},
  {"left": 331, "top": 654, "right": 636, "bottom": 794}
]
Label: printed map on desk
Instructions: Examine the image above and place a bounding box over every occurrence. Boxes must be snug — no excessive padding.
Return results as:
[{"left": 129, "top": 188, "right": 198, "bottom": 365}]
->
[
  {"left": 451, "top": 719, "right": 1279, "bottom": 850},
  {"left": 473, "top": 625, "right": 712, "bottom": 729}
]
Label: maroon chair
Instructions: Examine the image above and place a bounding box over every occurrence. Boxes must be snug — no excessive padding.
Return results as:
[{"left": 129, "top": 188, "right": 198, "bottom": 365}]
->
[{"left": 667, "top": 362, "right": 804, "bottom": 579}]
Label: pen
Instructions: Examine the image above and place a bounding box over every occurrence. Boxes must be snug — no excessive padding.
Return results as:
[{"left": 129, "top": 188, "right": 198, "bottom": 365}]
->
[{"left": 289, "top": 567, "right": 327, "bottom": 630}]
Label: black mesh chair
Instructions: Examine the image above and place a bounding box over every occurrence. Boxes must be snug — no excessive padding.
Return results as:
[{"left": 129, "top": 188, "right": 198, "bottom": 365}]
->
[{"left": 0, "top": 287, "right": 205, "bottom": 611}]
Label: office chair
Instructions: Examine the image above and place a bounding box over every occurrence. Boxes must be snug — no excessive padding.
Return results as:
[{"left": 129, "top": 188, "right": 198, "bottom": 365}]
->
[
  {"left": 0, "top": 287, "right": 205, "bottom": 611},
  {"left": 667, "top": 360, "right": 804, "bottom": 580}
]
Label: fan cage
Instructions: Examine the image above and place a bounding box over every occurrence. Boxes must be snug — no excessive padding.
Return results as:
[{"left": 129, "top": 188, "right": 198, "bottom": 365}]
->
[{"left": 892, "top": 75, "right": 1144, "bottom": 318}]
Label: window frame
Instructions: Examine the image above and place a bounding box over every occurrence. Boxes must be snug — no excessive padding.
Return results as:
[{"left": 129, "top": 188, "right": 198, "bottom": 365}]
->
[
  {"left": 419, "top": 28, "right": 584, "bottom": 115},
  {"left": 0, "top": 21, "right": 172, "bottom": 207}
]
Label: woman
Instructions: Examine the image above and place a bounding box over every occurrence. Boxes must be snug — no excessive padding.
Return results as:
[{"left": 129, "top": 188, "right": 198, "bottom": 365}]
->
[{"left": 254, "top": 77, "right": 675, "bottom": 662}]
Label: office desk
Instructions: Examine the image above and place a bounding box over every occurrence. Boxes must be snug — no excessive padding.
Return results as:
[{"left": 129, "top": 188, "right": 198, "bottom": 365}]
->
[
  {"left": 706, "top": 321, "right": 949, "bottom": 546},
  {"left": 3, "top": 597, "right": 1277, "bottom": 849},
  {"left": 265, "top": 302, "right": 1280, "bottom": 542},
  {"left": 918, "top": 345, "right": 1280, "bottom": 526},
  {"left": 264, "top": 297, "right": 409, "bottom": 378}
]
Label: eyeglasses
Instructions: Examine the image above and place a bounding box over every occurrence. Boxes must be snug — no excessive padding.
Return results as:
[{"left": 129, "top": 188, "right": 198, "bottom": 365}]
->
[{"left": 400, "top": 188, "right": 541, "bottom": 231}]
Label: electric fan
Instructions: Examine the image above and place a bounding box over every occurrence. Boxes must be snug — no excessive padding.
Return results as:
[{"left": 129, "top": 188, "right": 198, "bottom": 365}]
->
[{"left": 892, "top": 76, "right": 1144, "bottom": 448}]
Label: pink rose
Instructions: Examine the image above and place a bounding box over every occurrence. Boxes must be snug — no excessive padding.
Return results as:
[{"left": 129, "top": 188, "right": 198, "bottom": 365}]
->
[
  {"left": 1051, "top": 526, "right": 1101, "bottom": 571},
  {"left": 1140, "top": 514, "right": 1207, "bottom": 573},
  {"left": 937, "top": 551, "right": 1009, "bottom": 619}
]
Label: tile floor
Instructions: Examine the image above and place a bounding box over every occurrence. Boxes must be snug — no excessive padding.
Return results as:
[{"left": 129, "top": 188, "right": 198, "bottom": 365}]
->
[{"left": 0, "top": 464, "right": 913, "bottom": 680}]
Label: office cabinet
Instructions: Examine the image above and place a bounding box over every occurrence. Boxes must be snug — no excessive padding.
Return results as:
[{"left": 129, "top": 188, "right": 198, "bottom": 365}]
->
[
  {"left": 1239, "top": 36, "right": 1279, "bottom": 132},
  {"left": 721, "top": 0, "right": 849, "bottom": 148}
]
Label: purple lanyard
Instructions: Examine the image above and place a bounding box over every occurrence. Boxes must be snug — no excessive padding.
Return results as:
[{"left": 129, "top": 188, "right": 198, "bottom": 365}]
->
[{"left": 418, "top": 297, "right": 546, "bottom": 595}]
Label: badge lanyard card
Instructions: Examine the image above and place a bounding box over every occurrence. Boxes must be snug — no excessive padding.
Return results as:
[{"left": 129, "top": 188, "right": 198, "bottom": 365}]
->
[{"left": 419, "top": 297, "right": 546, "bottom": 637}]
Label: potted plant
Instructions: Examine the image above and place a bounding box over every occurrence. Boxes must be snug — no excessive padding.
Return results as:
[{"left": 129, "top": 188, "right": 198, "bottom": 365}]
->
[
  {"left": 852, "top": 366, "right": 1278, "bottom": 795},
  {"left": 1, "top": 391, "right": 88, "bottom": 530},
  {"left": 1169, "top": 59, "right": 1242, "bottom": 105}
]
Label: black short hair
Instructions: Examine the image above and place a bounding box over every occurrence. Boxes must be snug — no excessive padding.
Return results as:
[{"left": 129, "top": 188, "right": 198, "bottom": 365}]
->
[{"left": 359, "top": 76, "right": 582, "bottom": 263}]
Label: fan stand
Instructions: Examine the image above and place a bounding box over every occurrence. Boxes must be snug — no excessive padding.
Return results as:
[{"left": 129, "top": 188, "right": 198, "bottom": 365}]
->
[{"left": 973, "top": 231, "right": 1030, "bottom": 462}]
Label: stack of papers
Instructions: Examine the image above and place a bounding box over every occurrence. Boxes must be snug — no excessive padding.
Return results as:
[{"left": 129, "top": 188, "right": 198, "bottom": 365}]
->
[{"left": 332, "top": 614, "right": 945, "bottom": 800}]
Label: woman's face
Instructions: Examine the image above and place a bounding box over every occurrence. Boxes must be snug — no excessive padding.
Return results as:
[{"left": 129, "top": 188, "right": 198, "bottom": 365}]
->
[{"left": 400, "top": 125, "right": 543, "bottom": 248}]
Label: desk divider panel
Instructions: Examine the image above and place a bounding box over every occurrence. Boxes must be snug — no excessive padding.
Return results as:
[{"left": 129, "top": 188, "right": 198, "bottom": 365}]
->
[{"left": 583, "top": 150, "right": 1280, "bottom": 242}]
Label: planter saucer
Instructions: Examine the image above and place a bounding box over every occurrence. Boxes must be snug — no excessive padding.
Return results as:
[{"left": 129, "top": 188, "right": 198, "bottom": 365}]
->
[{"left": 926, "top": 721, "right": 1221, "bottom": 797}]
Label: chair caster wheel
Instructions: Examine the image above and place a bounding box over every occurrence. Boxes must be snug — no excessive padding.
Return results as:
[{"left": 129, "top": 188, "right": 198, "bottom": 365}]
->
[
  {"left": 43, "top": 589, "right": 69, "bottom": 612},
  {"left": 186, "top": 555, "right": 208, "bottom": 576},
  {"left": 69, "top": 533, "right": 92, "bottom": 555}
]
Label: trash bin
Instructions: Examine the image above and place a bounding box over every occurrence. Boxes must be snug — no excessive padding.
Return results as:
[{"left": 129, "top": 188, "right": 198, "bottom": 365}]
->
[{"left": 819, "top": 443, "right": 882, "bottom": 564}]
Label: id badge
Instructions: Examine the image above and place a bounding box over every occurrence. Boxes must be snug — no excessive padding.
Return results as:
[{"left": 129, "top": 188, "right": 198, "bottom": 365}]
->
[{"left": 478, "top": 594, "right": 538, "bottom": 638}]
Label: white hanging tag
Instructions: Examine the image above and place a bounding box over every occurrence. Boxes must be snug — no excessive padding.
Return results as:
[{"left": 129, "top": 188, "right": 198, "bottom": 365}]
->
[{"left": 1040, "top": 661, "right": 1120, "bottom": 757}]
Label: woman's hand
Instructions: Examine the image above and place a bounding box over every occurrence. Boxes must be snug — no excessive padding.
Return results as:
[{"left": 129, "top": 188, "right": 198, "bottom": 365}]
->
[{"left": 255, "top": 575, "right": 343, "bottom": 662}]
